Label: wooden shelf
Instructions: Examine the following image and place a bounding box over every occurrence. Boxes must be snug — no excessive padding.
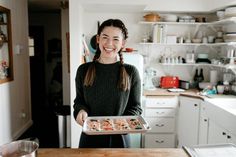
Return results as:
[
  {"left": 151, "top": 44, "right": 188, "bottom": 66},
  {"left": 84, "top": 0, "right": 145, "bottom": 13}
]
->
[{"left": 0, "top": 6, "right": 13, "bottom": 84}]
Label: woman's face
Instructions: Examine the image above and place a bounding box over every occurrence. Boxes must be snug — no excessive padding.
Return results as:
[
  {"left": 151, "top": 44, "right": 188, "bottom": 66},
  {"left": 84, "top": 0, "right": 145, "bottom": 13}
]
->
[{"left": 97, "top": 26, "right": 125, "bottom": 61}]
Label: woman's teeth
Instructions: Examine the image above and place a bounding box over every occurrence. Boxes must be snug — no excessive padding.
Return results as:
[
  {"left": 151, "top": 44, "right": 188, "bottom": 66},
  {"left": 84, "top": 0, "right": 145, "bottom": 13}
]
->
[{"left": 105, "top": 48, "right": 113, "bottom": 52}]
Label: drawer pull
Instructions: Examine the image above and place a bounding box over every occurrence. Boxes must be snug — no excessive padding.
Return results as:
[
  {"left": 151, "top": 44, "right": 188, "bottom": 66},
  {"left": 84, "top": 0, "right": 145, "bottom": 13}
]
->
[
  {"left": 155, "top": 140, "right": 164, "bottom": 143},
  {"left": 204, "top": 119, "right": 207, "bottom": 122},
  {"left": 155, "top": 124, "right": 164, "bottom": 127},
  {"left": 156, "top": 112, "right": 165, "bottom": 114},
  {"left": 222, "top": 132, "right": 226, "bottom": 135},
  {"left": 227, "top": 135, "right": 231, "bottom": 139}
]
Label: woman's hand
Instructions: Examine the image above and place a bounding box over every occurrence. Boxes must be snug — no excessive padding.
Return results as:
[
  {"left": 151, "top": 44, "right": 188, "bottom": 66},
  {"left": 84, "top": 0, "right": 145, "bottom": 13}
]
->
[{"left": 76, "top": 109, "right": 88, "bottom": 126}]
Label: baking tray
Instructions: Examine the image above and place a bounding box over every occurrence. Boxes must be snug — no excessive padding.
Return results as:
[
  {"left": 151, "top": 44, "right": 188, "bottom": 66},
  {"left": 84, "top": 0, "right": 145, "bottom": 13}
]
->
[
  {"left": 183, "top": 143, "right": 236, "bottom": 157},
  {"left": 82, "top": 115, "right": 150, "bottom": 135}
]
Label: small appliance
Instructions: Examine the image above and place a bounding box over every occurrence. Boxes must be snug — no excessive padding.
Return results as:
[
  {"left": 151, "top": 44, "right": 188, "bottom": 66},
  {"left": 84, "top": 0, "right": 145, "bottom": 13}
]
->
[{"left": 160, "top": 76, "right": 179, "bottom": 88}]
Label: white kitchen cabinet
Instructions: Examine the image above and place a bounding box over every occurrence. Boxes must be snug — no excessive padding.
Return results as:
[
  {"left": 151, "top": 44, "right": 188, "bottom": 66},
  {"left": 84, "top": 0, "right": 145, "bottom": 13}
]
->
[
  {"left": 177, "top": 96, "right": 202, "bottom": 147},
  {"left": 143, "top": 96, "right": 178, "bottom": 148},
  {"left": 208, "top": 120, "right": 236, "bottom": 145},
  {"left": 198, "top": 101, "right": 209, "bottom": 145}
]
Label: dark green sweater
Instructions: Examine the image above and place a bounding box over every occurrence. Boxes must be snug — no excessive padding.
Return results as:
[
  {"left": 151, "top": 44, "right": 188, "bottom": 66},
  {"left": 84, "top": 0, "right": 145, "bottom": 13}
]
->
[{"left": 73, "top": 61, "right": 142, "bottom": 119}]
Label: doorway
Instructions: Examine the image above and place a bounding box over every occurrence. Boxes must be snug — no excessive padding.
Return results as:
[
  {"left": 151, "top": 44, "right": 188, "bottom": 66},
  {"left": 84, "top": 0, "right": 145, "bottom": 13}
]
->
[{"left": 24, "top": 26, "right": 60, "bottom": 148}]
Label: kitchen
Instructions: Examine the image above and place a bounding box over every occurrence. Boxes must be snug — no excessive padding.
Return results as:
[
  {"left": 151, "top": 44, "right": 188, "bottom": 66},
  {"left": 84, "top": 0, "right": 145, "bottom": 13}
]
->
[{"left": 1, "top": 0, "right": 236, "bottom": 156}]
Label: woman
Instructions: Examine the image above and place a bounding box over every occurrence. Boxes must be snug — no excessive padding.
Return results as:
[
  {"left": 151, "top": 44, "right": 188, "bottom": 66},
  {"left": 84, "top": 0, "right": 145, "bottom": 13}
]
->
[{"left": 73, "top": 19, "right": 142, "bottom": 148}]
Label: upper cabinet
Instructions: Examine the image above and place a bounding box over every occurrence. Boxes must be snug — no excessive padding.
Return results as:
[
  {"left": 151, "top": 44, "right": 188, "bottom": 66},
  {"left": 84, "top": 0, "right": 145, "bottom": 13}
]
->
[{"left": 0, "top": 6, "right": 13, "bottom": 84}]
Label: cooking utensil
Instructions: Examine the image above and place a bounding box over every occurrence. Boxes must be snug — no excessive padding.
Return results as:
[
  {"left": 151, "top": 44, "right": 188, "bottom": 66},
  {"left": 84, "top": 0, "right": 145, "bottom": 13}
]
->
[
  {"left": 143, "top": 13, "right": 160, "bottom": 22},
  {"left": 0, "top": 140, "right": 39, "bottom": 157}
]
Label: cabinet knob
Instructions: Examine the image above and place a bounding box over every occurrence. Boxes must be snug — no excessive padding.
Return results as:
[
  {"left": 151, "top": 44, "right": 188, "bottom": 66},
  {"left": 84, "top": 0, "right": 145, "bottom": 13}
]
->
[
  {"left": 194, "top": 104, "right": 198, "bottom": 107},
  {"left": 227, "top": 135, "right": 231, "bottom": 139},
  {"left": 204, "top": 119, "right": 207, "bottom": 122},
  {"left": 155, "top": 140, "right": 164, "bottom": 143},
  {"left": 222, "top": 132, "right": 226, "bottom": 135}
]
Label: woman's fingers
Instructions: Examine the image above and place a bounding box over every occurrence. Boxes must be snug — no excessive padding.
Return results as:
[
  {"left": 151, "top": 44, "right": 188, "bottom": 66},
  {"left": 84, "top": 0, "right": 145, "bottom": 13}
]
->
[{"left": 76, "top": 110, "right": 88, "bottom": 126}]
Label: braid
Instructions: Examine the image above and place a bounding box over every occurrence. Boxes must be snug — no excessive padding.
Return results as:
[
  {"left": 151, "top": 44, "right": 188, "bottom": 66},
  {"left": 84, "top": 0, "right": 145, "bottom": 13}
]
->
[
  {"left": 84, "top": 49, "right": 100, "bottom": 86},
  {"left": 118, "top": 51, "right": 130, "bottom": 91}
]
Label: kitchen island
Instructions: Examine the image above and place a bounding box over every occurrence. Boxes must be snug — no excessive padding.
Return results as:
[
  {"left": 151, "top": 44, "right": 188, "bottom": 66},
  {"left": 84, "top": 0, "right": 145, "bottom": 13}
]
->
[{"left": 38, "top": 148, "right": 189, "bottom": 157}]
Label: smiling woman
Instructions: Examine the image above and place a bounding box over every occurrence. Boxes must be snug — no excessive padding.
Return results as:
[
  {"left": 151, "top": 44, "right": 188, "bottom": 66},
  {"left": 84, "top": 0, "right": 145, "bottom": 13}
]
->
[{"left": 73, "top": 19, "right": 142, "bottom": 148}]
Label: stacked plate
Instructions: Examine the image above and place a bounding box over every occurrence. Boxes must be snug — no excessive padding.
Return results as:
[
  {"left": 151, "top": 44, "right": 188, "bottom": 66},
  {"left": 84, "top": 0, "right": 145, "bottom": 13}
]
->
[
  {"left": 223, "top": 32, "right": 236, "bottom": 42},
  {"left": 224, "top": 7, "right": 236, "bottom": 18}
]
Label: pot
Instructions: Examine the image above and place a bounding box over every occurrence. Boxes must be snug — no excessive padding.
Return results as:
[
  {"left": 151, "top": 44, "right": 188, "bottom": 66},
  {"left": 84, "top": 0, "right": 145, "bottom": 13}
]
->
[
  {"left": 0, "top": 140, "right": 39, "bottom": 157},
  {"left": 143, "top": 13, "right": 160, "bottom": 22}
]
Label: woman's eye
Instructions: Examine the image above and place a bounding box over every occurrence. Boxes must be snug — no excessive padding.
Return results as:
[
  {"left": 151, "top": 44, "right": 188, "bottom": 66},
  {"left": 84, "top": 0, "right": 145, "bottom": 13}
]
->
[{"left": 102, "top": 36, "right": 108, "bottom": 40}]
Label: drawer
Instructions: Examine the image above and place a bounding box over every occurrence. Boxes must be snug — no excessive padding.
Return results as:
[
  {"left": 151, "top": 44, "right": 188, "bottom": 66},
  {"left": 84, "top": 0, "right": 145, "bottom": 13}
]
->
[
  {"left": 145, "top": 108, "right": 176, "bottom": 117},
  {"left": 145, "top": 96, "right": 178, "bottom": 108},
  {"left": 144, "top": 134, "right": 176, "bottom": 148},
  {"left": 146, "top": 117, "right": 175, "bottom": 133}
]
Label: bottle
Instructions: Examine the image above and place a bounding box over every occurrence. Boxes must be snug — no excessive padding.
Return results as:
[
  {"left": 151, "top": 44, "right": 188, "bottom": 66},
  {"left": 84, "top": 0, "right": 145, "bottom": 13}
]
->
[
  {"left": 194, "top": 69, "right": 199, "bottom": 82},
  {"left": 198, "top": 68, "right": 204, "bottom": 82}
]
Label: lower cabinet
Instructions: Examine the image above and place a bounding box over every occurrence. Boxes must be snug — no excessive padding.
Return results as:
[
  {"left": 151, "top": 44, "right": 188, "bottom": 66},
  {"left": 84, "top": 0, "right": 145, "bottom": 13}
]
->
[
  {"left": 177, "top": 96, "right": 202, "bottom": 147},
  {"left": 143, "top": 96, "right": 178, "bottom": 148},
  {"left": 144, "top": 134, "right": 176, "bottom": 148},
  {"left": 208, "top": 120, "right": 236, "bottom": 145}
]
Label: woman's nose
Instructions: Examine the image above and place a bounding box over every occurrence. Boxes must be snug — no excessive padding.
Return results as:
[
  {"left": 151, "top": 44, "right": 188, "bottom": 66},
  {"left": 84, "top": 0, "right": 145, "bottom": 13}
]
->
[{"left": 105, "top": 38, "right": 113, "bottom": 45}]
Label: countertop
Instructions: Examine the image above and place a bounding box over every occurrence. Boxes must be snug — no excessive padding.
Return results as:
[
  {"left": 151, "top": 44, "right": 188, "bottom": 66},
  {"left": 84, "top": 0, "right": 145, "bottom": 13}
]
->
[
  {"left": 143, "top": 88, "right": 203, "bottom": 99},
  {"left": 38, "top": 148, "right": 189, "bottom": 157}
]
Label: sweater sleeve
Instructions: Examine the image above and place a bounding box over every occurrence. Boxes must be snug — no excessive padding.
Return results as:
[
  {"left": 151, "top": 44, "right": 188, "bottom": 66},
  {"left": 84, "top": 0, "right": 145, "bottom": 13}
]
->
[
  {"left": 73, "top": 65, "right": 90, "bottom": 119},
  {"left": 123, "top": 66, "right": 142, "bottom": 116}
]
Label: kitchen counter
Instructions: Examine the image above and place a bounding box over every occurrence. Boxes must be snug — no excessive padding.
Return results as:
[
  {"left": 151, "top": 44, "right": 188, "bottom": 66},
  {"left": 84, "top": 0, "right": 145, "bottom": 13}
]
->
[
  {"left": 38, "top": 148, "right": 189, "bottom": 157},
  {"left": 144, "top": 88, "right": 203, "bottom": 99}
]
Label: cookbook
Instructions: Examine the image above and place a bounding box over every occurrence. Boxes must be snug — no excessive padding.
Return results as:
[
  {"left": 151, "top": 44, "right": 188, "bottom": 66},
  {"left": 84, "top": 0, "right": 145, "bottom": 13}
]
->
[{"left": 82, "top": 115, "right": 150, "bottom": 135}]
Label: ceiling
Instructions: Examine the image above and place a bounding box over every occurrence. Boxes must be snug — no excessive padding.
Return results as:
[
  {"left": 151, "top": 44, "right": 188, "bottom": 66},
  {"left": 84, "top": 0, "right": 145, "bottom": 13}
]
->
[{"left": 28, "top": 0, "right": 68, "bottom": 12}]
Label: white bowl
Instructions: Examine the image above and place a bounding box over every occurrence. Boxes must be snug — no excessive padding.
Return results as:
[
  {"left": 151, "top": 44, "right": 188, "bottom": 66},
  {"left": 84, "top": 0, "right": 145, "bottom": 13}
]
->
[
  {"left": 198, "top": 53, "right": 208, "bottom": 59},
  {"left": 199, "top": 82, "right": 216, "bottom": 89},
  {"left": 216, "top": 11, "right": 225, "bottom": 20},
  {"left": 163, "top": 14, "right": 178, "bottom": 22}
]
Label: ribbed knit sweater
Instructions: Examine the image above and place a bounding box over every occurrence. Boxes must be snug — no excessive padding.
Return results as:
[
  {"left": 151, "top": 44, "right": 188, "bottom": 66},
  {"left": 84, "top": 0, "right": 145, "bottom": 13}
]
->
[{"left": 73, "top": 61, "right": 142, "bottom": 119}]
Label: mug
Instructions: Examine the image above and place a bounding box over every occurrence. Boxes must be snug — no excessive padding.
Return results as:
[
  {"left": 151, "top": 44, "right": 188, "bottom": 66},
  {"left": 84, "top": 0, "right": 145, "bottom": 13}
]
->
[
  {"left": 208, "top": 36, "right": 215, "bottom": 43},
  {"left": 217, "top": 85, "right": 224, "bottom": 94}
]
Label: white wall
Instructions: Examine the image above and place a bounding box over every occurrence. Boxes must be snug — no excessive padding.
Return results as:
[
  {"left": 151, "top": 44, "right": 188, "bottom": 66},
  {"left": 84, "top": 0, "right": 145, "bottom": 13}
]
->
[{"left": 0, "top": 0, "right": 31, "bottom": 145}]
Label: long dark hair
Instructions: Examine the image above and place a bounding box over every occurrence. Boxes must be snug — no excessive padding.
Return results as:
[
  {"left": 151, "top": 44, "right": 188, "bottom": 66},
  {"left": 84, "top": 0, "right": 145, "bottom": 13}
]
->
[{"left": 83, "top": 19, "right": 130, "bottom": 91}]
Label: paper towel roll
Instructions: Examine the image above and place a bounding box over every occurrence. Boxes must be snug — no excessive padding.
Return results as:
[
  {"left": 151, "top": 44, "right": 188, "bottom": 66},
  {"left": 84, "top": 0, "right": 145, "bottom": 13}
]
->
[{"left": 210, "top": 70, "right": 218, "bottom": 83}]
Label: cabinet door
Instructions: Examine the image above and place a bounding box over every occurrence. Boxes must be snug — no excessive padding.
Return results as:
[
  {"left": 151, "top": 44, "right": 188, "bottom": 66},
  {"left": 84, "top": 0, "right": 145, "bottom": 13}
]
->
[
  {"left": 145, "top": 117, "right": 175, "bottom": 133},
  {"left": 145, "top": 108, "right": 176, "bottom": 117},
  {"left": 177, "top": 96, "right": 201, "bottom": 147},
  {"left": 199, "top": 116, "right": 209, "bottom": 144},
  {"left": 144, "top": 134, "right": 175, "bottom": 148},
  {"left": 208, "top": 120, "right": 236, "bottom": 145},
  {"left": 199, "top": 101, "right": 209, "bottom": 145}
]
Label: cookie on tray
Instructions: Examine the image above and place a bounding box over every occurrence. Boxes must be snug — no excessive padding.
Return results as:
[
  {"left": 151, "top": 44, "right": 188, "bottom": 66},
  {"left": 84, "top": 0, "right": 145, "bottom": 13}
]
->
[
  {"left": 101, "top": 118, "right": 114, "bottom": 131},
  {"left": 87, "top": 119, "right": 101, "bottom": 131},
  {"left": 114, "top": 118, "right": 130, "bottom": 130},
  {"left": 127, "top": 118, "right": 143, "bottom": 130}
]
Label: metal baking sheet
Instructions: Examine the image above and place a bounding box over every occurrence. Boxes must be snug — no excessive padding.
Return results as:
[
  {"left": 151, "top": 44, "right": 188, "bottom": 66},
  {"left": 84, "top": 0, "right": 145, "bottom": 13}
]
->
[
  {"left": 82, "top": 115, "right": 150, "bottom": 135},
  {"left": 183, "top": 143, "right": 236, "bottom": 157}
]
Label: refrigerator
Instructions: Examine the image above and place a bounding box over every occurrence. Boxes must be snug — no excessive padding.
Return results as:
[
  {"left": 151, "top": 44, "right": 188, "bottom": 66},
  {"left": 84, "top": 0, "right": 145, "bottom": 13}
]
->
[{"left": 123, "top": 53, "right": 144, "bottom": 148}]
